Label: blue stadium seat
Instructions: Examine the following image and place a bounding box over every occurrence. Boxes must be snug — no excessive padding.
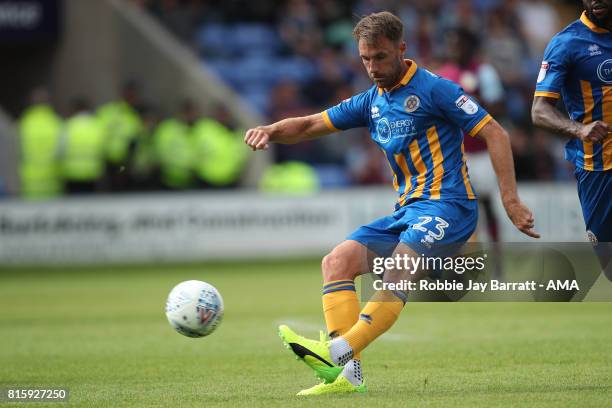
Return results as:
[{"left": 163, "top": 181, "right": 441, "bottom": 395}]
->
[
  {"left": 196, "top": 23, "right": 232, "bottom": 57},
  {"left": 231, "top": 23, "right": 281, "bottom": 56},
  {"left": 313, "top": 164, "right": 351, "bottom": 188},
  {"left": 197, "top": 23, "right": 282, "bottom": 58},
  {"left": 273, "top": 57, "right": 317, "bottom": 84},
  {"left": 241, "top": 84, "right": 271, "bottom": 115}
]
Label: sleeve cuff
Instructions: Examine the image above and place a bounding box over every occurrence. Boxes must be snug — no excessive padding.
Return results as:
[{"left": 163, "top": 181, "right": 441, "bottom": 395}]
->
[
  {"left": 468, "top": 114, "right": 493, "bottom": 137},
  {"left": 534, "top": 91, "right": 561, "bottom": 99},
  {"left": 321, "top": 110, "right": 340, "bottom": 132}
]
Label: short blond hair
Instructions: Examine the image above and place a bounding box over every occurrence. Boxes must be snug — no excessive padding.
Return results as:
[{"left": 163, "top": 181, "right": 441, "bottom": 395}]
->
[{"left": 353, "top": 11, "right": 404, "bottom": 44}]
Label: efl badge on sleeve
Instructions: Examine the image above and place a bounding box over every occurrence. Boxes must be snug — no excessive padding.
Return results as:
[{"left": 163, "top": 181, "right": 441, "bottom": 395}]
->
[
  {"left": 537, "top": 61, "right": 549, "bottom": 83},
  {"left": 586, "top": 230, "right": 598, "bottom": 247},
  {"left": 455, "top": 95, "right": 478, "bottom": 115}
]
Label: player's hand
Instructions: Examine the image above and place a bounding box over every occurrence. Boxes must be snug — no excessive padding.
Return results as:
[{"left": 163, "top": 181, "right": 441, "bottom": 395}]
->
[
  {"left": 578, "top": 121, "right": 611, "bottom": 144},
  {"left": 504, "top": 199, "right": 540, "bottom": 239},
  {"left": 244, "top": 127, "right": 270, "bottom": 151}
]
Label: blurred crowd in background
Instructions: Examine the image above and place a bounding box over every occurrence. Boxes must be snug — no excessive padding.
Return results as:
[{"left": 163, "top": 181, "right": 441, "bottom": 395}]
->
[
  {"left": 18, "top": 82, "right": 249, "bottom": 200},
  {"left": 18, "top": 0, "right": 583, "bottom": 199},
  {"left": 135, "top": 0, "right": 581, "bottom": 184}
]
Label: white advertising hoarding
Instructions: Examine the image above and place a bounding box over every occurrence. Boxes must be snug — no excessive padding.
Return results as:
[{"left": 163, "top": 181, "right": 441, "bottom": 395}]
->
[{"left": 0, "top": 184, "right": 585, "bottom": 265}]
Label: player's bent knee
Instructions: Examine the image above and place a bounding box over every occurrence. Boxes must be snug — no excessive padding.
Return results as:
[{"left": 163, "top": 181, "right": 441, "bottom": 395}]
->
[{"left": 321, "top": 251, "right": 356, "bottom": 282}]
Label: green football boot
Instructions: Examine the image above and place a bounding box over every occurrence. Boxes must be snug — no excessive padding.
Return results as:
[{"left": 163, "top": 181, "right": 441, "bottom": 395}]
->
[
  {"left": 297, "top": 376, "right": 367, "bottom": 396},
  {"left": 278, "top": 325, "right": 342, "bottom": 383}
]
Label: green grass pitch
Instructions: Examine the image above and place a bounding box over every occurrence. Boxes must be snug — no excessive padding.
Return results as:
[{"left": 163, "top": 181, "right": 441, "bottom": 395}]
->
[{"left": 1, "top": 260, "right": 611, "bottom": 407}]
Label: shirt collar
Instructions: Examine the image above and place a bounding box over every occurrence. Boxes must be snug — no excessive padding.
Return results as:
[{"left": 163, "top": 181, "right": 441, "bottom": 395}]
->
[
  {"left": 580, "top": 11, "right": 611, "bottom": 33},
  {"left": 378, "top": 59, "right": 418, "bottom": 95}
]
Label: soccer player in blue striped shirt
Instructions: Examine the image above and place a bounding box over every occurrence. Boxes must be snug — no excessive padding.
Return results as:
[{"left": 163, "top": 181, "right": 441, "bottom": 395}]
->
[
  {"left": 532, "top": 0, "right": 611, "bottom": 278},
  {"left": 245, "top": 11, "right": 538, "bottom": 396}
]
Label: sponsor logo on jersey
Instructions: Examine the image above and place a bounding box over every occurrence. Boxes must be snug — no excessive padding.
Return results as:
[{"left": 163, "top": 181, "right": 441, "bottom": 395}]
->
[
  {"left": 588, "top": 44, "right": 602, "bottom": 56},
  {"left": 597, "top": 59, "right": 612, "bottom": 84},
  {"left": 376, "top": 117, "right": 392, "bottom": 143},
  {"left": 375, "top": 117, "right": 418, "bottom": 143},
  {"left": 404, "top": 95, "right": 420, "bottom": 113},
  {"left": 455, "top": 95, "right": 478, "bottom": 115},
  {"left": 537, "top": 61, "right": 549, "bottom": 83}
]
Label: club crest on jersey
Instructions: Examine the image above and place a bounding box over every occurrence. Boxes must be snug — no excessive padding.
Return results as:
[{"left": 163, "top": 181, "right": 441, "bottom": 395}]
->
[
  {"left": 403, "top": 95, "right": 420, "bottom": 113},
  {"left": 597, "top": 59, "right": 612, "bottom": 84},
  {"left": 376, "top": 118, "right": 392, "bottom": 143},
  {"left": 537, "top": 61, "right": 549, "bottom": 83},
  {"left": 455, "top": 95, "right": 478, "bottom": 115}
]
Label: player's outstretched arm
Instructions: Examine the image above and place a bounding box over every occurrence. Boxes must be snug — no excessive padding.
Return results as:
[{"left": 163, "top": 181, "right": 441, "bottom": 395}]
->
[
  {"left": 244, "top": 113, "right": 333, "bottom": 151},
  {"left": 475, "top": 118, "right": 541, "bottom": 239},
  {"left": 532, "top": 96, "right": 610, "bottom": 143}
]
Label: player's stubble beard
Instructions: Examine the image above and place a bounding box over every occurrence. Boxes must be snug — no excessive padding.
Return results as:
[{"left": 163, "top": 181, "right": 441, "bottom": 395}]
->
[{"left": 376, "top": 57, "right": 406, "bottom": 90}]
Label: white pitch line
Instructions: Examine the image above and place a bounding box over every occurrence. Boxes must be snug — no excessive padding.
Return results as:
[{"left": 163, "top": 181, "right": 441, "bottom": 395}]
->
[{"left": 380, "top": 333, "right": 410, "bottom": 341}]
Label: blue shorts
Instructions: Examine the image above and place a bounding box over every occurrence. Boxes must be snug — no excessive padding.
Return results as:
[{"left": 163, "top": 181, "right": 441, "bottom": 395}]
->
[
  {"left": 575, "top": 168, "right": 611, "bottom": 243},
  {"left": 347, "top": 199, "right": 478, "bottom": 256}
]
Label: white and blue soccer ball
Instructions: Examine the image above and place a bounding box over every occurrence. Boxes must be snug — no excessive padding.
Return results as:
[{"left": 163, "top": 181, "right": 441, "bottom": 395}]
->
[{"left": 165, "top": 280, "right": 224, "bottom": 338}]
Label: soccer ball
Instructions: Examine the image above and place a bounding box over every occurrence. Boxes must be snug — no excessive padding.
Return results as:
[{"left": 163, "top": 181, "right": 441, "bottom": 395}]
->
[{"left": 165, "top": 280, "right": 224, "bottom": 338}]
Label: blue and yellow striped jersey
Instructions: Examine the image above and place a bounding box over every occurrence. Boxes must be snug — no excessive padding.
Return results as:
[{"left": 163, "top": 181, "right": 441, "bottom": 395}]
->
[
  {"left": 535, "top": 12, "right": 611, "bottom": 171},
  {"left": 323, "top": 60, "right": 492, "bottom": 207}
]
